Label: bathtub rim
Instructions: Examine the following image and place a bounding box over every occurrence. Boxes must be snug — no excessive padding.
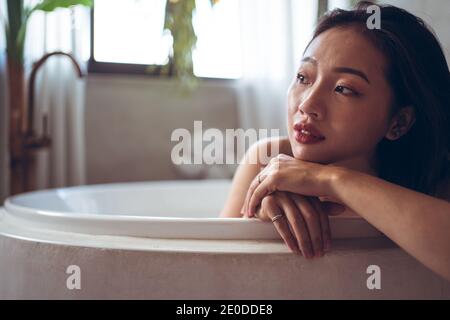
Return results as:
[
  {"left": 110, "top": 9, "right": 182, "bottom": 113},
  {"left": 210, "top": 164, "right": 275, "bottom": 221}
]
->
[
  {"left": 4, "top": 198, "right": 379, "bottom": 241},
  {"left": 4, "top": 195, "right": 368, "bottom": 221},
  {"left": 0, "top": 207, "right": 394, "bottom": 255}
]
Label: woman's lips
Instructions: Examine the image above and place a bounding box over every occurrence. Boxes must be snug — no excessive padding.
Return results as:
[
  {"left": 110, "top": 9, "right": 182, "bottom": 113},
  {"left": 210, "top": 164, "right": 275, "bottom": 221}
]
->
[
  {"left": 294, "top": 130, "right": 326, "bottom": 144},
  {"left": 293, "top": 123, "right": 326, "bottom": 145}
]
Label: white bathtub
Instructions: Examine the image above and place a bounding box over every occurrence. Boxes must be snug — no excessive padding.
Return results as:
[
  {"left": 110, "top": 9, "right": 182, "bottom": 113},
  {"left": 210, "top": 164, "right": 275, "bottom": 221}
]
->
[
  {"left": 2, "top": 180, "right": 383, "bottom": 240},
  {"left": 0, "top": 180, "right": 449, "bottom": 299}
]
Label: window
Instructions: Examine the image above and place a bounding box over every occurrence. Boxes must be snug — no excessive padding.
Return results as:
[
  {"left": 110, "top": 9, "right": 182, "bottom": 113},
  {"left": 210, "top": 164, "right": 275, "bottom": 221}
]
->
[{"left": 89, "top": 0, "right": 242, "bottom": 79}]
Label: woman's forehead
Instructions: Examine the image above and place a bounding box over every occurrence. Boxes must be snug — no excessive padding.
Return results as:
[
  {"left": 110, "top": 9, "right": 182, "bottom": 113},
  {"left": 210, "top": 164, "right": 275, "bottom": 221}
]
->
[{"left": 303, "top": 27, "right": 387, "bottom": 75}]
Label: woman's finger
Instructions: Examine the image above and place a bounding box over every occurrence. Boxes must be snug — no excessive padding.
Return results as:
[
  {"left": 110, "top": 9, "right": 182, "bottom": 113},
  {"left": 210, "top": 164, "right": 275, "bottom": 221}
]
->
[
  {"left": 321, "top": 201, "right": 346, "bottom": 216},
  {"left": 253, "top": 201, "right": 266, "bottom": 220},
  {"left": 311, "top": 197, "right": 332, "bottom": 252},
  {"left": 275, "top": 193, "right": 314, "bottom": 259},
  {"left": 241, "top": 174, "right": 260, "bottom": 217},
  {"left": 289, "top": 194, "right": 324, "bottom": 257},
  {"left": 261, "top": 195, "right": 300, "bottom": 254},
  {"left": 247, "top": 171, "right": 277, "bottom": 216},
  {"left": 243, "top": 166, "right": 273, "bottom": 217},
  {"left": 245, "top": 155, "right": 309, "bottom": 215}
]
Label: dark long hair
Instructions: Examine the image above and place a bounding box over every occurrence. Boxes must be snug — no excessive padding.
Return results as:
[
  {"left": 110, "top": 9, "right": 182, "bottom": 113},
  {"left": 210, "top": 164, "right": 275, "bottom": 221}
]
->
[{"left": 310, "top": 1, "right": 450, "bottom": 196}]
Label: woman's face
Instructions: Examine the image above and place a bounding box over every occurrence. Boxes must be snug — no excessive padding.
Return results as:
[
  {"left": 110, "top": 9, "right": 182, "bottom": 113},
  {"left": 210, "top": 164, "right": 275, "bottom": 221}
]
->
[{"left": 287, "top": 27, "right": 395, "bottom": 171}]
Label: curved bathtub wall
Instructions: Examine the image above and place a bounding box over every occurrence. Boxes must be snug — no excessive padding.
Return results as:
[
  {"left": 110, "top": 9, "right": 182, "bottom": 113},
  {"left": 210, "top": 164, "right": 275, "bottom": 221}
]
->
[
  {"left": 2, "top": 181, "right": 384, "bottom": 240},
  {"left": 1, "top": 180, "right": 450, "bottom": 299}
]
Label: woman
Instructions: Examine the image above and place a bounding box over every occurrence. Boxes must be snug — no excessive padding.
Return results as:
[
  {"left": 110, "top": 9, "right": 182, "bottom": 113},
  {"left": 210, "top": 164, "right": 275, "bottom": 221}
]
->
[{"left": 220, "top": 1, "right": 450, "bottom": 281}]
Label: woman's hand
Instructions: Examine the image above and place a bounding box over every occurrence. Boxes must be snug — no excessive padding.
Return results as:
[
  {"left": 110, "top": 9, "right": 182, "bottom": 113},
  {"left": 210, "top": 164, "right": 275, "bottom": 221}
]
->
[
  {"left": 242, "top": 154, "right": 345, "bottom": 216},
  {"left": 251, "top": 191, "right": 332, "bottom": 258}
]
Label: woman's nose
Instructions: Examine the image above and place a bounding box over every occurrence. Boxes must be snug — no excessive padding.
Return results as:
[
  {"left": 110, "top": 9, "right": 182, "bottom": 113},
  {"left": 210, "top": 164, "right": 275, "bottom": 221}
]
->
[
  {"left": 299, "top": 103, "right": 320, "bottom": 119},
  {"left": 297, "top": 87, "right": 324, "bottom": 120}
]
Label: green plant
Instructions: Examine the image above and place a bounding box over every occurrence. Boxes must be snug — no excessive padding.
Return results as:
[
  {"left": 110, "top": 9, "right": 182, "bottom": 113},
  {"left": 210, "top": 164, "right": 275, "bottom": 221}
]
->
[
  {"left": 4, "top": 0, "right": 93, "bottom": 64},
  {"left": 2, "top": 0, "right": 216, "bottom": 87},
  {"left": 163, "top": 0, "right": 219, "bottom": 88},
  {"left": 317, "top": 0, "right": 328, "bottom": 19}
]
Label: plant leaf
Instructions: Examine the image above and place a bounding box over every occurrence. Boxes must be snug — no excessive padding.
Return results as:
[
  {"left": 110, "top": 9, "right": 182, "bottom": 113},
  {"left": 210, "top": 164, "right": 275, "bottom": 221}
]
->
[
  {"left": 32, "top": 0, "right": 92, "bottom": 13},
  {"left": 5, "top": 0, "right": 24, "bottom": 62},
  {"left": 16, "top": 23, "right": 27, "bottom": 61},
  {"left": 4, "top": 21, "right": 11, "bottom": 56}
]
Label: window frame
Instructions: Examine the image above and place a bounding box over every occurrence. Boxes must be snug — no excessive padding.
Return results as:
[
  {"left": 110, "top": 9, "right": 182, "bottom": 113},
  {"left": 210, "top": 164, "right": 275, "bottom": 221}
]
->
[
  {"left": 87, "top": 5, "right": 174, "bottom": 77},
  {"left": 87, "top": 5, "right": 237, "bottom": 81}
]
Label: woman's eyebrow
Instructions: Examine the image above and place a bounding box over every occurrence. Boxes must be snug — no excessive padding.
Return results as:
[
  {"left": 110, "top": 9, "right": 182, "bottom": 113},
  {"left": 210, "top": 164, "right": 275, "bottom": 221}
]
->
[
  {"left": 301, "top": 57, "right": 317, "bottom": 65},
  {"left": 333, "top": 67, "right": 371, "bottom": 84},
  {"left": 301, "top": 56, "right": 370, "bottom": 84}
]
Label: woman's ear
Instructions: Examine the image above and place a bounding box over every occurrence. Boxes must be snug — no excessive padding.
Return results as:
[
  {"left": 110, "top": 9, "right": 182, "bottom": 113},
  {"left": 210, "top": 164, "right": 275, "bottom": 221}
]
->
[{"left": 385, "top": 106, "right": 416, "bottom": 141}]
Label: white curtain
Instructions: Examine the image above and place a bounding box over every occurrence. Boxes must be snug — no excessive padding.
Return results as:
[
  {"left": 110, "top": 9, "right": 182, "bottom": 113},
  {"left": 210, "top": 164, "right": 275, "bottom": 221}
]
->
[
  {"left": 26, "top": 4, "right": 89, "bottom": 189},
  {"left": 236, "top": 0, "right": 318, "bottom": 135},
  {"left": 0, "top": 1, "right": 7, "bottom": 202}
]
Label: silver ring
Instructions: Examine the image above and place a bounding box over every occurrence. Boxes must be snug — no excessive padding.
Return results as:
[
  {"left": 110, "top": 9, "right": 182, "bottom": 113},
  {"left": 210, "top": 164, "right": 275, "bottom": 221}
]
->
[{"left": 271, "top": 214, "right": 285, "bottom": 223}]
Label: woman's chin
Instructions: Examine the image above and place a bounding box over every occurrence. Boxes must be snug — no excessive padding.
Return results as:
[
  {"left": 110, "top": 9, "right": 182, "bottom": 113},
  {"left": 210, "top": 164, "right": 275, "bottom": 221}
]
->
[
  {"left": 288, "top": 136, "right": 332, "bottom": 163},
  {"left": 291, "top": 147, "right": 329, "bottom": 164}
]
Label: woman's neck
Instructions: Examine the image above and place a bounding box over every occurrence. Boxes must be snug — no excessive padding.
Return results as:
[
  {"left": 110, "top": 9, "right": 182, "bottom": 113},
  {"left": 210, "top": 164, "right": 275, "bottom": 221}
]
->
[
  {"left": 331, "top": 155, "right": 379, "bottom": 177},
  {"left": 283, "top": 136, "right": 380, "bottom": 176}
]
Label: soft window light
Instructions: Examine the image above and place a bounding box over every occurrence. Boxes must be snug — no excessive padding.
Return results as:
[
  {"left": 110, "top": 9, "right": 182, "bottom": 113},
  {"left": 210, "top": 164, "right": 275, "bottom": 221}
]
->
[{"left": 93, "top": 0, "right": 242, "bottom": 79}]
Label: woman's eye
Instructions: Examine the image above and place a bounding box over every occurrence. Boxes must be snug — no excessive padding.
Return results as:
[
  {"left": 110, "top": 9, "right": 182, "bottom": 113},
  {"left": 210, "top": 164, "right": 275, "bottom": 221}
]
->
[
  {"left": 296, "top": 73, "right": 309, "bottom": 84},
  {"left": 335, "top": 85, "right": 358, "bottom": 96}
]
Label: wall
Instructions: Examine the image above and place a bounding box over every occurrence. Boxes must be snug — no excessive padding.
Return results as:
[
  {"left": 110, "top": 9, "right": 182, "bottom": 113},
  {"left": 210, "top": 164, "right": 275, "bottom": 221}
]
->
[{"left": 85, "top": 75, "right": 240, "bottom": 184}]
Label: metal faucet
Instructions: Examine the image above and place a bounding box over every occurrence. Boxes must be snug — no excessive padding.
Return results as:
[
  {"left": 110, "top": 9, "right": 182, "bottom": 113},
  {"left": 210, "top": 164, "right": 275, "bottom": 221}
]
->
[
  {"left": 26, "top": 51, "right": 83, "bottom": 149},
  {"left": 13, "top": 51, "right": 84, "bottom": 193}
]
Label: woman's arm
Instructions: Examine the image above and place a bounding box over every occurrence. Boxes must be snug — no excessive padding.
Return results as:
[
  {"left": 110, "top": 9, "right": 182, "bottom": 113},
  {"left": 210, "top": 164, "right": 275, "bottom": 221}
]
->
[
  {"left": 221, "top": 141, "right": 333, "bottom": 257},
  {"left": 242, "top": 155, "right": 450, "bottom": 280},
  {"left": 332, "top": 169, "right": 450, "bottom": 281}
]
